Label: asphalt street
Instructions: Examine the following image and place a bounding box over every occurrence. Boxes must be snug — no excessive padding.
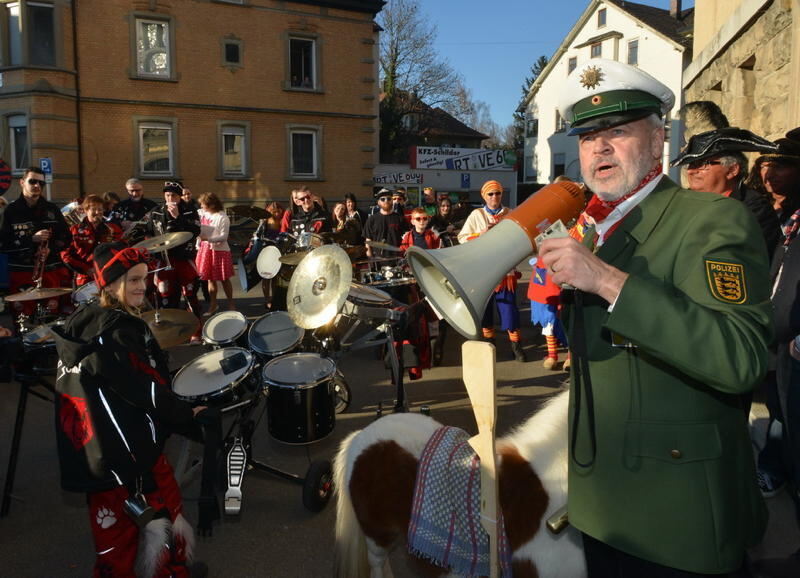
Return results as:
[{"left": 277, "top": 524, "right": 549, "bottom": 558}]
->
[{"left": 0, "top": 268, "right": 798, "bottom": 577}]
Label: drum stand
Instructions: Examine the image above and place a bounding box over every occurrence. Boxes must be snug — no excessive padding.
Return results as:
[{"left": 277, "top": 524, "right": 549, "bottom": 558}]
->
[
  {"left": 1, "top": 359, "right": 54, "bottom": 517},
  {"left": 193, "top": 394, "right": 333, "bottom": 515}
]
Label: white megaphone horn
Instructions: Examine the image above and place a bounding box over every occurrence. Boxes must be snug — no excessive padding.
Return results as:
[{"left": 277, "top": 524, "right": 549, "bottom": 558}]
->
[{"left": 406, "top": 181, "right": 587, "bottom": 340}]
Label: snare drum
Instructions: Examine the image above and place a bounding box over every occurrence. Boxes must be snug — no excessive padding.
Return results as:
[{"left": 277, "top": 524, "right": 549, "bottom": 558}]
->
[
  {"left": 341, "top": 283, "right": 393, "bottom": 317},
  {"left": 256, "top": 245, "right": 282, "bottom": 279},
  {"left": 262, "top": 352, "right": 336, "bottom": 444},
  {"left": 172, "top": 347, "right": 257, "bottom": 406},
  {"left": 248, "top": 311, "right": 304, "bottom": 358},
  {"left": 73, "top": 282, "right": 99, "bottom": 305},
  {"left": 203, "top": 310, "right": 248, "bottom": 348}
]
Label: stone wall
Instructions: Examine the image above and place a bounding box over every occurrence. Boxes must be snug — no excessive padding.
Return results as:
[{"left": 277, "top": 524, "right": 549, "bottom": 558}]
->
[{"left": 685, "top": 0, "right": 794, "bottom": 140}]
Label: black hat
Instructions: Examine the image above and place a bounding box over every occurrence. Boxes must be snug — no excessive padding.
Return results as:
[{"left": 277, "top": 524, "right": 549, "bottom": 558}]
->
[
  {"left": 670, "top": 127, "right": 778, "bottom": 167},
  {"left": 374, "top": 187, "right": 393, "bottom": 199},
  {"left": 753, "top": 129, "right": 800, "bottom": 168},
  {"left": 162, "top": 181, "right": 184, "bottom": 195},
  {"left": 93, "top": 242, "right": 150, "bottom": 289}
]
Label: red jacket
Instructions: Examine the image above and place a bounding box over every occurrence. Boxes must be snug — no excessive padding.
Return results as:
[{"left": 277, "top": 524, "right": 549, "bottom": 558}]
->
[
  {"left": 61, "top": 219, "right": 123, "bottom": 286},
  {"left": 400, "top": 228, "right": 441, "bottom": 252}
]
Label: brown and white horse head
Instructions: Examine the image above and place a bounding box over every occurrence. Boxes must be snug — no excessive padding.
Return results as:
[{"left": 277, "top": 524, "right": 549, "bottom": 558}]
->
[{"left": 334, "top": 390, "right": 586, "bottom": 578}]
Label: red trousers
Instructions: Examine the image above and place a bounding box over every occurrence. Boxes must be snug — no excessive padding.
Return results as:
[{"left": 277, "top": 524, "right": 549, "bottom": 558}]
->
[{"left": 87, "top": 455, "right": 191, "bottom": 578}]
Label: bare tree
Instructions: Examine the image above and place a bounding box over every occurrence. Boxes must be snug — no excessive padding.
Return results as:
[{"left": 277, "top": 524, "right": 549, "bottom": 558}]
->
[{"left": 379, "top": 0, "right": 463, "bottom": 109}]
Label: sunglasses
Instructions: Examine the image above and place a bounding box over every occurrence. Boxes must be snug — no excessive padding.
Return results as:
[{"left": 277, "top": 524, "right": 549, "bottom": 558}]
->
[
  {"left": 687, "top": 160, "right": 723, "bottom": 171},
  {"left": 485, "top": 192, "right": 502, "bottom": 197},
  {"left": 414, "top": 217, "right": 430, "bottom": 222},
  {"left": 164, "top": 181, "right": 183, "bottom": 189},
  {"left": 377, "top": 196, "right": 391, "bottom": 202},
  {"left": 27, "top": 178, "right": 45, "bottom": 187},
  {"left": 295, "top": 195, "right": 312, "bottom": 202}
]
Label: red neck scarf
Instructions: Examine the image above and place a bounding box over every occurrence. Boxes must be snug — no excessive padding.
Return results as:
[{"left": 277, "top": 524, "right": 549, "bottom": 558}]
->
[{"left": 584, "top": 162, "right": 663, "bottom": 224}]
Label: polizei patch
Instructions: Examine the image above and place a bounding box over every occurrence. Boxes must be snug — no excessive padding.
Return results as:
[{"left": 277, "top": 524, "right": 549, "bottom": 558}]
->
[{"left": 705, "top": 259, "right": 747, "bottom": 304}]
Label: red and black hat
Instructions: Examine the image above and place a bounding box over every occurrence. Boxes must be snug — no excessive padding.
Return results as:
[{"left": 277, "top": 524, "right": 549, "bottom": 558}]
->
[{"left": 93, "top": 242, "right": 150, "bottom": 289}]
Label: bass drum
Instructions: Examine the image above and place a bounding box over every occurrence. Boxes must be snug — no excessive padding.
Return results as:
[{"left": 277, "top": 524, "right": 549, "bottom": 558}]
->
[
  {"left": 248, "top": 311, "right": 304, "bottom": 358},
  {"left": 262, "top": 352, "right": 336, "bottom": 444},
  {"left": 172, "top": 347, "right": 258, "bottom": 406},
  {"left": 202, "top": 310, "right": 248, "bottom": 348}
]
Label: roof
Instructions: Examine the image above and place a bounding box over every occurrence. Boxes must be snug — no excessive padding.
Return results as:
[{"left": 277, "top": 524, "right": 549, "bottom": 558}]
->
[
  {"left": 418, "top": 107, "right": 489, "bottom": 141},
  {"left": 288, "top": 0, "right": 385, "bottom": 15},
  {"left": 519, "top": 0, "right": 694, "bottom": 111},
  {"left": 606, "top": 0, "right": 694, "bottom": 47}
]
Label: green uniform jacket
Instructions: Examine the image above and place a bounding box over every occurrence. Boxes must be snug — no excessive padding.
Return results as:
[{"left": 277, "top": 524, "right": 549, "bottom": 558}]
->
[{"left": 567, "top": 177, "right": 773, "bottom": 574}]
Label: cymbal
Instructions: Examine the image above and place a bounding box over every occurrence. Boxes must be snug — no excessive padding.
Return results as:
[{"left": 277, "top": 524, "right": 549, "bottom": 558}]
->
[
  {"left": 352, "top": 256, "right": 397, "bottom": 266},
  {"left": 248, "top": 206, "right": 269, "bottom": 220},
  {"left": 5, "top": 287, "right": 72, "bottom": 302},
  {"left": 279, "top": 251, "right": 310, "bottom": 266},
  {"left": 141, "top": 309, "right": 200, "bottom": 349},
  {"left": 229, "top": 205, "right": 254, "bottom": 218},
  {"left": 133, "top": 231, "right": 193, "bottom": 253},
  {"left": 287, "top": 245, "right": 352, "bottom": 329},
  {"left": 366, "top": 240, "right": 403, "bottom": 253}
]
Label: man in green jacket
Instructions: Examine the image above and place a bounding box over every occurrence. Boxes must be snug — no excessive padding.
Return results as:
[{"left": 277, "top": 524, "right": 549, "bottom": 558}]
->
[{"left": 539, "top": 58, "right": 773, "bottom": 576}]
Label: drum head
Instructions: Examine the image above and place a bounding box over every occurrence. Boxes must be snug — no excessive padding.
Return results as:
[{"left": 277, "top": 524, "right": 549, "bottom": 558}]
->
[
  {"left": 262, "top": 353, "right": 335, "bottom": 389},
  {"left": 202, "top": 310, "right": 247, "bottom": 345},
  {"left": 73, "top": 282, "right": 98, "bottom": 304},
  {"left": 248, "top": 311, "right": 304, "bottom": 356},
  {"left": 172, "top": 347, "right": 254, "bottom": 397},
  {"left": 257, "top": 245, "right": 282, "bottom": 279},
  {"left": 347, "top": 283, "right": 392, "bottom": 306}
]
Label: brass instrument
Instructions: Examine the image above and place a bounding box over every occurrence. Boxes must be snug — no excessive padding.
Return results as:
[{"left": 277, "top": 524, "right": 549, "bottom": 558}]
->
[{"left": 31, "top": 229, "right": 51, "bottom": 288}]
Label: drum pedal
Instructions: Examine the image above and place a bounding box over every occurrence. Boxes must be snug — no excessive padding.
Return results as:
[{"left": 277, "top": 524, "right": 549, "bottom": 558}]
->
[{"left": 225, "top": 438, "right": 247, "bottom": 515}]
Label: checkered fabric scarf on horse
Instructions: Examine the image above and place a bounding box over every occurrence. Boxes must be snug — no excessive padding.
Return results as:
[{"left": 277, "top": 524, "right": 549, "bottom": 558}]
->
[{"left": 407, "top": 425, "right": 513, "bottom": 577}]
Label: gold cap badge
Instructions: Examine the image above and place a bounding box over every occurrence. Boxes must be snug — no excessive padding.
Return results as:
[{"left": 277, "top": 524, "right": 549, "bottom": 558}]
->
[{"left": 579, "top": 65, "right": 604, "bottom": 90}]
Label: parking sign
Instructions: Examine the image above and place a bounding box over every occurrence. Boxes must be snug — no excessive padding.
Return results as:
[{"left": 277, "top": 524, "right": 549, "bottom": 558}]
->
[{"left": 39, "top": 157, "right": 52, "bottom": 174}]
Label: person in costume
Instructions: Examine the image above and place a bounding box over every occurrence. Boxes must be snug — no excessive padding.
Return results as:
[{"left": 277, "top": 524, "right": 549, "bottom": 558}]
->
[
  {"left": 61, "top": 194, "right": 124, "bottom": 287},
  {"left": 538, "top": 58, "right": 772, "bottom": 576},
  {"left": 53, "top": 242, "right": 206, "bottom": 577},
  {"left": 458, "top": 179, "right": 527, "bottom": 362}
]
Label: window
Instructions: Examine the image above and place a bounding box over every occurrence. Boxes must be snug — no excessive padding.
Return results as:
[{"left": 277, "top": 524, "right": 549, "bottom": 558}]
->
[
  {"left": 8, "top": 114, "right": 28, "bottom": 172},
  {"left": 135, "top": 17, "right": 172, "bottom": 78},
  {"left": 138, "top": 121, "right": 175, "bottom": 175},
  {"left": 224, "top": 40, "right": 241, "bottom": 66},
  {"left": 627, "top": 39, "right": 639, "bottom": 66},
  {"left": 568, "top": 56, "right": 577, "bottom": 74},
  {"left": 218, "top": 122, "right": 250, "bottom": 178},
  {"left": 590, "top": 42, "right": 602, "bottom": 58},
  {"left": 289, "top": 36, "right": 316, "bottom": 89},
  {"left": 555, "top": 110, "right": 567, "bottom": 133},
  {"left": 526, "top": 118, "right": 538, "bottom": 138},
  {"left": 3, "top": 1, "right": 56, "bottom": 67},
  {"left": 597, "top": 8, "right": 607, "bottom": 28},
  {"left": 287, "top": 125, "right": 322, "bottom": 179},
  {"left": 28, "top": 2, "right": 54, "bottom": 65},
  {"left": 553, "top": 153, "right": 566, "bottom": 179}
]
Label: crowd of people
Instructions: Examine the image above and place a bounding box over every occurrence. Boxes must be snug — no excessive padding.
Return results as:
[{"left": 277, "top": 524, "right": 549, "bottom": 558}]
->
[{"left": 2, "top": 53, "right": 800, "bottom": 577}]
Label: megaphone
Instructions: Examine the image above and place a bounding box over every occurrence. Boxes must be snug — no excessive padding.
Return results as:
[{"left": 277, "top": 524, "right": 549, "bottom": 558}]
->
[{"left": 406, "top": 182, "right": 587, "bottom": 340}]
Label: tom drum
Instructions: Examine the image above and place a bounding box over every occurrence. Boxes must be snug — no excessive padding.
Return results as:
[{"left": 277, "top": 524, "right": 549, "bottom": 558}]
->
[{"left": 172, "top": 347, "right": 257, "bottom": 406}]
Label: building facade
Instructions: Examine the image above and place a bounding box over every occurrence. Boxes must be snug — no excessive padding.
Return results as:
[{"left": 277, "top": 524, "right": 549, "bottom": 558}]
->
[
  {"left": 520, "top": 0, "right": 692, "bottom": 184},
  {"left": 683, "top": 0, "right": 800, "bottom": 140},
  {"left": 0, "top": 0, "right": 384, "bottom": 203}
]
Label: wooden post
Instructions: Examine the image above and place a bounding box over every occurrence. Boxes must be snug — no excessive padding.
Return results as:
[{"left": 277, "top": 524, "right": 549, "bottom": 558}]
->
[{"left": 462, "top": 340, "right": 500, "bottom": 578}]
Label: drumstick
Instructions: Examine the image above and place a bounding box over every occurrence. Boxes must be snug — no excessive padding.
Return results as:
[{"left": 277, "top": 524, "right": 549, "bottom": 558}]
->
[{"left": 463, "top": 341, "right": 500, "bottom": 578}]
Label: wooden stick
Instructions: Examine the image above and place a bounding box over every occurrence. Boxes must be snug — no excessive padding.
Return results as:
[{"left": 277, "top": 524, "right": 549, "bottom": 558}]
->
[{"left": 462, "top": 340, "right": 500, "bottom": 578}]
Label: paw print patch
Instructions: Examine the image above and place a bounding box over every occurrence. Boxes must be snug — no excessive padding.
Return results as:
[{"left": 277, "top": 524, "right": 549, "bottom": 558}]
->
[{"left": 96, "top": 507, "right": 117, "bottom": 529}]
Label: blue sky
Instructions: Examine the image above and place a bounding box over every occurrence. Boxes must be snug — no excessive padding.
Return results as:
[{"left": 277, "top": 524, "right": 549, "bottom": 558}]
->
[{"left": 421, "top": 0, "right": 694, "bottom": 128}]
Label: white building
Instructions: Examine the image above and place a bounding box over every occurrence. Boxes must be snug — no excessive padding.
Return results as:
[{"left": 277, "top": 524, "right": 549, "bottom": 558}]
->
[{"left": 520, "top": 0, "right": 693, "bottom": 184}]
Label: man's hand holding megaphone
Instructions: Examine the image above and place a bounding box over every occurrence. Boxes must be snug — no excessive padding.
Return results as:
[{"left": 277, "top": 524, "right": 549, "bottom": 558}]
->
[{"left": 539, "top": 237, "right": 629, "bottom": 305}]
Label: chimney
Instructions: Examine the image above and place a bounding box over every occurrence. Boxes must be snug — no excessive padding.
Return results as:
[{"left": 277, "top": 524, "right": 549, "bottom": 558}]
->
[{"left": 670, "top": 0, "right": 682, "bottom": 18}]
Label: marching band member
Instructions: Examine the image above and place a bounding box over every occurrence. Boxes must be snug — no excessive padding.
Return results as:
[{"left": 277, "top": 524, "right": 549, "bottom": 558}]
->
[
  {"left": 53, "top": 242, "right": 206, "bottom": 577},
  {"left": 61, "top": 194, "right": 124, "bottom": 287}
]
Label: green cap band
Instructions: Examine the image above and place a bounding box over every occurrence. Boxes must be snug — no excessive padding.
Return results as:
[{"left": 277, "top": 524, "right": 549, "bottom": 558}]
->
[{"left": 571, "top": 89, "right": 663, "bottom": 125}]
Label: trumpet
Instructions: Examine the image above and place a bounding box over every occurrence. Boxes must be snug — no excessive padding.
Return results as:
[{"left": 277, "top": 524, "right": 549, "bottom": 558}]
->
[{"left": 31, "top": 230, "right": 51, "bottom": 288}]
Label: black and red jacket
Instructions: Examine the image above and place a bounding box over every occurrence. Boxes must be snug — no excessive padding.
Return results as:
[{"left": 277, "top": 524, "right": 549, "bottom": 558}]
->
[
  {"left": 60, "top": 219, "right": 124, "bottom": 285},
  {"left": 52, "top": 303, "right": 198, "bottom": 493}
]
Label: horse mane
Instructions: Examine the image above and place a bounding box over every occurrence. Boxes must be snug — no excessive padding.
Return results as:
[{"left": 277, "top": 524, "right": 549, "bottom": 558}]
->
[{"left": 500, "top": 389, "right": 570, "bottom": 489}]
